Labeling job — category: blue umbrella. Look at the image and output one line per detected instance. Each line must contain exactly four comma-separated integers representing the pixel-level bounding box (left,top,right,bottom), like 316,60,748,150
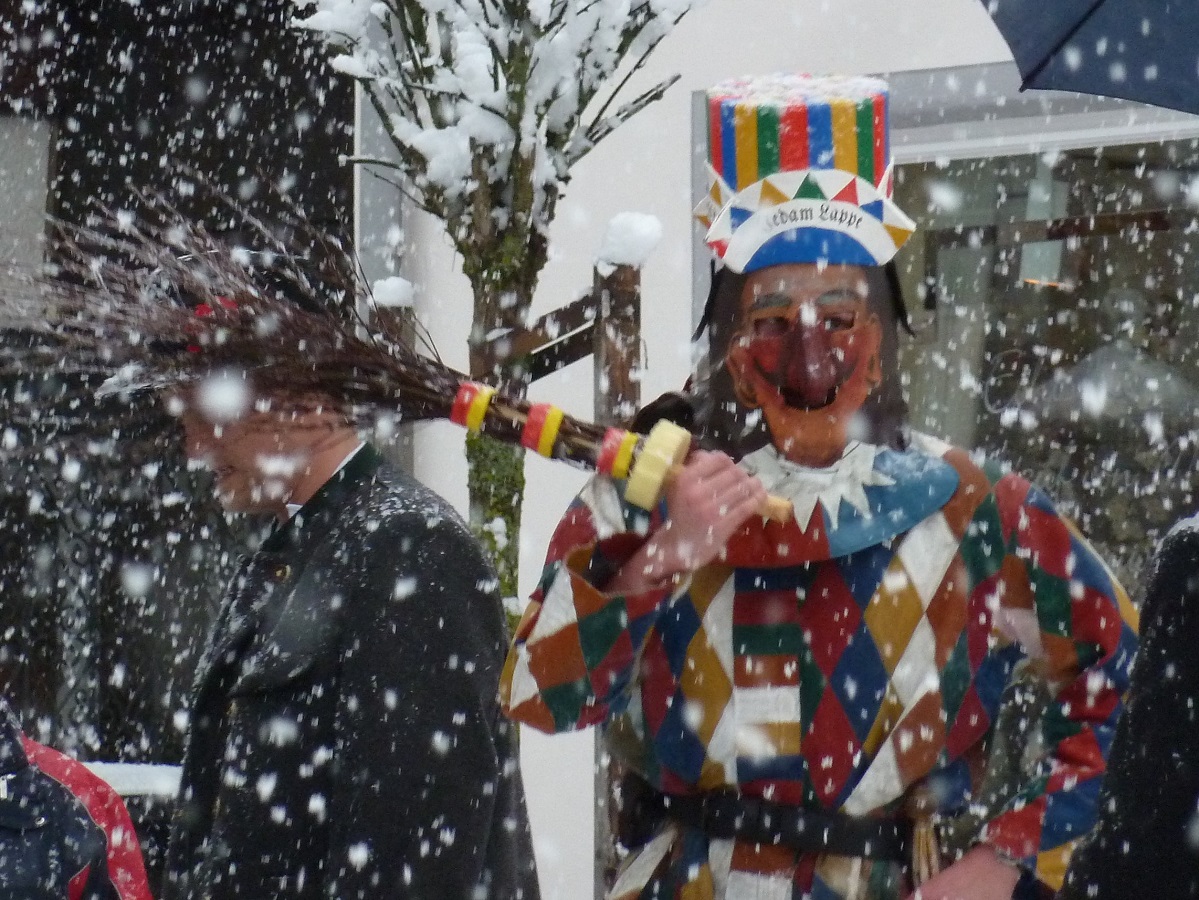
982,0,1199,115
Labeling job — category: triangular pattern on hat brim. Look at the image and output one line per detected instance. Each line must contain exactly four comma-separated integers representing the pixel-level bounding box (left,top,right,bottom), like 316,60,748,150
729,206,754,230
706,210,733,243
882,202,917,232
861,199,885,222
707,164,733,205
772,172,809,192
877,162,895,199
692,164,735,228
742,181,765,209
793,176,828,202
885,223,914,248
693,196,720,229
702,168,917,268
708,171,903,224
758,179,793,207
809,169,856,198
832,180,860,205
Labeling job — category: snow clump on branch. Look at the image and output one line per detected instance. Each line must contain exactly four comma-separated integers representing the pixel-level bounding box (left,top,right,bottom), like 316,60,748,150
290,0,705,239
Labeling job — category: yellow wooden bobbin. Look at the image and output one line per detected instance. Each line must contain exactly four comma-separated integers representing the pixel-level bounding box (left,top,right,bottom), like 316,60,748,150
624,421,792,522
624,421,693,511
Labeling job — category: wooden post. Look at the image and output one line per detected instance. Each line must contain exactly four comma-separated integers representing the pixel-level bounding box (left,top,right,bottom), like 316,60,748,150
592,262,643,899
593,264,642,427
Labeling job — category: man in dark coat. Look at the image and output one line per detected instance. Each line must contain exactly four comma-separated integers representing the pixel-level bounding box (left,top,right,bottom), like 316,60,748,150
162,384,540,899
1058,517,1199,899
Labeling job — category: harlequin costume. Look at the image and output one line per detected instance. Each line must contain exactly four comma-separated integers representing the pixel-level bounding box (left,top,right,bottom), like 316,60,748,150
500,75,1138,900
503,431,1136,898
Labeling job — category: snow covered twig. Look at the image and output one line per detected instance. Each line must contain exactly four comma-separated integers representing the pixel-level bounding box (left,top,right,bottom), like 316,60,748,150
289,0,703,257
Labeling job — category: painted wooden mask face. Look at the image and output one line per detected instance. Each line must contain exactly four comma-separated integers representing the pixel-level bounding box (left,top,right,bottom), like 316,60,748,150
726,263,882,464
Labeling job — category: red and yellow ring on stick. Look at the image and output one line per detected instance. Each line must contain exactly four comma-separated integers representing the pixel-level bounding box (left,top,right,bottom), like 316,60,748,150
450,382,496,433
597,428,640,480
521,403,565,457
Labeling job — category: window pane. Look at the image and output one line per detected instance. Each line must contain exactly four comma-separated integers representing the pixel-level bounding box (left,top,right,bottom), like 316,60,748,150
896,140,1199,588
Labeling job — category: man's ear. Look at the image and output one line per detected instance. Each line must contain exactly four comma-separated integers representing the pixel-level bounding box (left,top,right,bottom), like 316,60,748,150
864,313,884,387
725,338,761,409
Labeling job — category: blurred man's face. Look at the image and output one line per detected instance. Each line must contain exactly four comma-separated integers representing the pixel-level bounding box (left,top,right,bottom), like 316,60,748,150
726,263,882,465
171,384,345,515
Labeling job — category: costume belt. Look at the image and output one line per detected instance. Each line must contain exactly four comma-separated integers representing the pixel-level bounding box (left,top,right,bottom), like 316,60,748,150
659,788,912,862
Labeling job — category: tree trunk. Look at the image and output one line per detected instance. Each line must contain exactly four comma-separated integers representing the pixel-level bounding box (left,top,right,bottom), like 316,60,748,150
465,433,525,609
463,247,543,615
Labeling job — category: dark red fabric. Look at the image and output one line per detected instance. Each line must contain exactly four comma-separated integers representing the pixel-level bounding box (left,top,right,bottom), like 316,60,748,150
21,737,153,900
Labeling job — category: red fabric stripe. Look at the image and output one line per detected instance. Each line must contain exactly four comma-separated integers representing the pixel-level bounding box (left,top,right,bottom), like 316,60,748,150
639,630,673,735
805,692,860,806
993,473,1033,542
740,779,806,806
967,572,998,668
1021,505,1073,580
946,685,989,759
779,104,810,171
1056,673,1121,726
22,737,153,900
733,590,801,627
982,794,1047,860
798,568,861,677
1048,730,1106,790
708,96,724,174
873,94,886,185
588,631,636,699
624,582,672,622
69,863,90,900
1070,584,1124,654
543,503,597,562
724,516,830,568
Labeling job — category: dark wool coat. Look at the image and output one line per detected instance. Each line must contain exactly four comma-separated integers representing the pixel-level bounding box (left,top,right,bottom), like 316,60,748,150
163,446,540,900
0,707,118,900
1059,521,1199,899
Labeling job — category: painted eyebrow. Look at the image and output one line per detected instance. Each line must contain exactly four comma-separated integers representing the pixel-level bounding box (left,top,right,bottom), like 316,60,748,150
749,287,864,313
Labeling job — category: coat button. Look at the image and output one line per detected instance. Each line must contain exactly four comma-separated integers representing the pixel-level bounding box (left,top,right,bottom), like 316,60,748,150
274,564,291,581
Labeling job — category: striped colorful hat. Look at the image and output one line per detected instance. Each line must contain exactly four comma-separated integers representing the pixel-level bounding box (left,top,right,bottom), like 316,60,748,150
695,74,915,273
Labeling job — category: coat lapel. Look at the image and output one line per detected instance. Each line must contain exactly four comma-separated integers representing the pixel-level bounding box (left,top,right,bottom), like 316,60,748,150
230,560,339,694
229,446,383,695
191,554,268,696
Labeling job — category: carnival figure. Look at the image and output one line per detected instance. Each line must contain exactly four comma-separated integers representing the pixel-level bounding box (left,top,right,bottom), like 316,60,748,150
500,74,1139,900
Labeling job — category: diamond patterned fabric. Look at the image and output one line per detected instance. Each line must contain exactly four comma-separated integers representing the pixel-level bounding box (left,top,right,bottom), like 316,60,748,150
501,439,1137,899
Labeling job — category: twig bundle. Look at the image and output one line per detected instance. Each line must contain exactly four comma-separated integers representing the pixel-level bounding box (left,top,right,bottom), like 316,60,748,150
0,205,641,476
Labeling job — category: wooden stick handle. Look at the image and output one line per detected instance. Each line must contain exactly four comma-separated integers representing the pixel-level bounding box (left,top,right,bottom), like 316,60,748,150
666,463,793,523
759,494,794,523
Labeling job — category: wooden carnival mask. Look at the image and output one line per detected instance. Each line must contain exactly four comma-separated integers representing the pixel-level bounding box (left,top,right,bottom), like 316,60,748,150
726,263,883,467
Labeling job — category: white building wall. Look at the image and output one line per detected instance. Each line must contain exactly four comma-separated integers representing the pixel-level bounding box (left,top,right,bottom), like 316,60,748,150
406,2,1011,897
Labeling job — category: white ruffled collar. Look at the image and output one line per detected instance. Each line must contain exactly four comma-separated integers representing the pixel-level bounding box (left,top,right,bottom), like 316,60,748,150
739,442,897,529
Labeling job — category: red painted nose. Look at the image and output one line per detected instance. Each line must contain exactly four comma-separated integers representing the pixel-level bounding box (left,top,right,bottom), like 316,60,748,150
780,319,842,407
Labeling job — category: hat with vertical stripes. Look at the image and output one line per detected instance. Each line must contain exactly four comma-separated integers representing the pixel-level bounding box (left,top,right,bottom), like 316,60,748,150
695,74,916,273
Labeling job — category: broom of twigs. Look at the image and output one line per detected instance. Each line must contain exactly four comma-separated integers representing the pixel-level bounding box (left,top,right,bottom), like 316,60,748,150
0,199,629,475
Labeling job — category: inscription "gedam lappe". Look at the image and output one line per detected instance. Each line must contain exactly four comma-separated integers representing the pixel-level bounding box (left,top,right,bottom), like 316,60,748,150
767,202,865,232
